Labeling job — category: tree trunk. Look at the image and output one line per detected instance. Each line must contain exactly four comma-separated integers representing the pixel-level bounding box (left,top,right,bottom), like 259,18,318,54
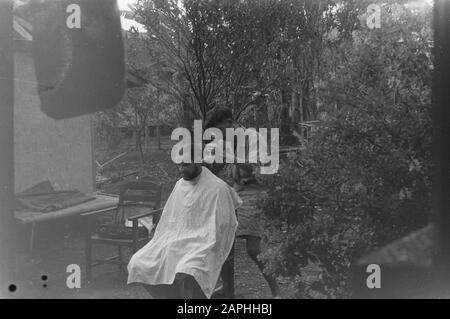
157,125,161,150
182,97,193,129
136,131,145,171
280,89,294,145
144,125,149,151
298,89,304,139
302,81,310,122
290,91,296,119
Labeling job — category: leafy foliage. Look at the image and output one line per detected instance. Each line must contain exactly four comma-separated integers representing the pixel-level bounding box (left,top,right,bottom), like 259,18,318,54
259,2,433,298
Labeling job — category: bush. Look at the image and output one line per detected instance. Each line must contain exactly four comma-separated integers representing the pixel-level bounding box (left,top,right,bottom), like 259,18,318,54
260,110,431,297
259,4,432,298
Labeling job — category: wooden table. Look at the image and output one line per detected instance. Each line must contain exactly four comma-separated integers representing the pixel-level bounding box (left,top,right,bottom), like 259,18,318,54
15,192,119,252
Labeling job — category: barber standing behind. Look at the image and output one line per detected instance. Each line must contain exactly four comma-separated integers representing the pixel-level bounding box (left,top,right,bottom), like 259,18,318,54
204,106,280,299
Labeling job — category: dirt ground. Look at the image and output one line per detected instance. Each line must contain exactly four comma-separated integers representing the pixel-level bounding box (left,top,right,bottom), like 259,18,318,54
6,220,294,299
5,138,296,299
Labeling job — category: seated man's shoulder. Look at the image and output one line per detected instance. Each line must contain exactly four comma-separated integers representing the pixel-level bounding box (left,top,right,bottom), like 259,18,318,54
204,169,231,191
218,181,239,200
174,178,183,187
211,175,229,190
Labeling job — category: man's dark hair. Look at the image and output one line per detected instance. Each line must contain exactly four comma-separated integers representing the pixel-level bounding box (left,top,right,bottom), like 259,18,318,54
178,141,203,164
205,106,233,129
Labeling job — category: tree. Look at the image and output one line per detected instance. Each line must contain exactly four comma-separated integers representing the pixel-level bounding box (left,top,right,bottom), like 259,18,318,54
116,86,153,169
132,0,292,124
260,1,433,298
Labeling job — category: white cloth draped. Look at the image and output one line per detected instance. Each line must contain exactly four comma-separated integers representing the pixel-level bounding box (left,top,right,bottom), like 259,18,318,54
127,167,241,298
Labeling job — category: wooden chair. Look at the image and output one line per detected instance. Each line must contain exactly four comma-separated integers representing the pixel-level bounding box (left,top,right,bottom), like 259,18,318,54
82,181,163,284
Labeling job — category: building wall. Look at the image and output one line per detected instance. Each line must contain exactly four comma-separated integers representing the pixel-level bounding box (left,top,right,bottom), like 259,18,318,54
14,51,94,193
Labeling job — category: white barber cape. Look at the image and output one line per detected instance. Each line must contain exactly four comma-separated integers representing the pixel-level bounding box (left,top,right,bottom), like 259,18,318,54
127,167,241,298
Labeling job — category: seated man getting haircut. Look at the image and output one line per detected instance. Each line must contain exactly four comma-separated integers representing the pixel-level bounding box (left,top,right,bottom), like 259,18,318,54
127,143,242,299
